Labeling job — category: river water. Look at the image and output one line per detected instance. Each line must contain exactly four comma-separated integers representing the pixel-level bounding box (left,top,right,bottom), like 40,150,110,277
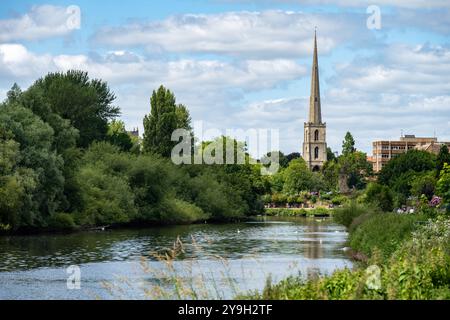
0,217,352,299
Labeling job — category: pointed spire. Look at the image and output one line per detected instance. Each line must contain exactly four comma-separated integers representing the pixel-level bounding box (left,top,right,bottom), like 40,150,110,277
309,28,322,123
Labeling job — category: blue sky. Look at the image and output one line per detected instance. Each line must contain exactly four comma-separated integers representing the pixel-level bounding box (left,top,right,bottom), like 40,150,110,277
1,0,450,155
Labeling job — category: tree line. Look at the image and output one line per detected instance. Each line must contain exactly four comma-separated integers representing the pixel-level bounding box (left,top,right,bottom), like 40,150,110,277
0,71,266,232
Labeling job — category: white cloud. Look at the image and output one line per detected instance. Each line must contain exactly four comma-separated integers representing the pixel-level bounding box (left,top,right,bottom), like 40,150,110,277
0,5,79,42
92,10,368,58
232,0,450,9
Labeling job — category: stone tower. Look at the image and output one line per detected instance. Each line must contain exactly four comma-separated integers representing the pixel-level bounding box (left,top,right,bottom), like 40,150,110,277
303,30,327,171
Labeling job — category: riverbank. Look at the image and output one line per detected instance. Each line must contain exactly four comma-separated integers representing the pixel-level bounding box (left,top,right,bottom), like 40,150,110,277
243,203,450,299
264,207,332,217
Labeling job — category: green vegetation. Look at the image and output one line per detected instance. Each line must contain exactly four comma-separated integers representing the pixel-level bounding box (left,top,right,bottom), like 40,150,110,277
0,72,266,232
246,142,450,300
264,207,331,217
245,207,449,300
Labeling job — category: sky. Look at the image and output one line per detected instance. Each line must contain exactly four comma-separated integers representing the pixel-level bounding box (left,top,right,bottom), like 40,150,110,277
0,0,449,156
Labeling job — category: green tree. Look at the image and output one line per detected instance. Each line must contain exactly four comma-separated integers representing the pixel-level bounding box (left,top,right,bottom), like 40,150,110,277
26,70,119,148
106,120,133,152
436,144,450,176
338,151,372,190
6,83,22,104
410,171,436,200
283,158,326,194
0,104,64,229
327,147,337,162
378,150,436,191
342,132,356,156
365,182,394,212
436,163,450,208
143,85,192,157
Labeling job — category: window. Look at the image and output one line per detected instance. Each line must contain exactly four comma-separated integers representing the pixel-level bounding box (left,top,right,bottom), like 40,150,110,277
314,97,318,102
314,130,319,141
314,147,319,159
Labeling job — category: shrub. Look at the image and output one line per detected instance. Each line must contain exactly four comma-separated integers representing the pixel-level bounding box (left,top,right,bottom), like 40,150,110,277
349,213,426,259
160,199,208,224
243,218,450,300
364,183,394,212
48,213,77,230
331,194,348,205
333,201,376,228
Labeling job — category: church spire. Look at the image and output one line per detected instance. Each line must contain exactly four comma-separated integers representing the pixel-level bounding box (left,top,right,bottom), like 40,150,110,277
309,29,322,124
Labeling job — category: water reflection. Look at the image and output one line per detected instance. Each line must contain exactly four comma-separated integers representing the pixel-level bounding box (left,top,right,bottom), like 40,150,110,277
0,217,352,299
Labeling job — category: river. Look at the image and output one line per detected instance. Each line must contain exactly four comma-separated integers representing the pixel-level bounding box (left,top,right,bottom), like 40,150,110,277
0,216,352,299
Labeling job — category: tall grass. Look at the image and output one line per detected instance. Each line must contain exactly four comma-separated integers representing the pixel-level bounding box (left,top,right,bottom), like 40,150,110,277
333,201,381,228
244,217,450,300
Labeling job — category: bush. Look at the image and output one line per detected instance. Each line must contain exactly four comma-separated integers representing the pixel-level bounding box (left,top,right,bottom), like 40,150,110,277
333,201,378,228
244,218,450,300
349,213,426,259
48,213,77,231
265,208,307,217
160,199,208,224
331,194,348,205
364,183,394,212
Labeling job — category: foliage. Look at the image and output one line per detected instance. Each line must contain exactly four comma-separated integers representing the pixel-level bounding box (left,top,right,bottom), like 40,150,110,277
338,151,372,190
437,163,450,209
333,201,379,229
106,120,134,152
349,213,426,259
436,144,450,176
264,207,331,217
364,183,394,212
48,212,77,231
245,216,450,300
143,85,192,157
378,150,436,190
282,158,326,194
410,171,436,200
342,132,356,156
26,70,119,148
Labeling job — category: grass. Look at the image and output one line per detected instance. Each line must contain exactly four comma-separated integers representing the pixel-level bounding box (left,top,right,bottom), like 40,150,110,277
264,207,332,217
243,216,450,300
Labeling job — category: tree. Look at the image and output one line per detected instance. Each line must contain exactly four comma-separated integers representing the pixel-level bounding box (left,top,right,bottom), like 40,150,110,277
342,132,356,156
410,171,436,200
378,150,436,188
106,120,133,152
327,147,336,162
143,85,192,157
6,83,22,103
437,144,450,176
365,182,394,212
338,151,372,190
286,152,301,164
436,163,450,209
0,104,65,229
26,70,119,148
283,158,326,194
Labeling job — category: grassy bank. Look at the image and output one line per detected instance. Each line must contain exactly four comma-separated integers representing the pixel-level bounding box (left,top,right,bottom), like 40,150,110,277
264,207,332,217
243,202,450,300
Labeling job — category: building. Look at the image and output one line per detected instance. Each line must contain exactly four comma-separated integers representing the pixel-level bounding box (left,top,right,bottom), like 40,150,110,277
127,127,139,137
371,134,450,172
303,30,327,171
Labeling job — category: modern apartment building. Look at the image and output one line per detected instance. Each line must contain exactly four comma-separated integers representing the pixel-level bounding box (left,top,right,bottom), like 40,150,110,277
371,135,450,172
